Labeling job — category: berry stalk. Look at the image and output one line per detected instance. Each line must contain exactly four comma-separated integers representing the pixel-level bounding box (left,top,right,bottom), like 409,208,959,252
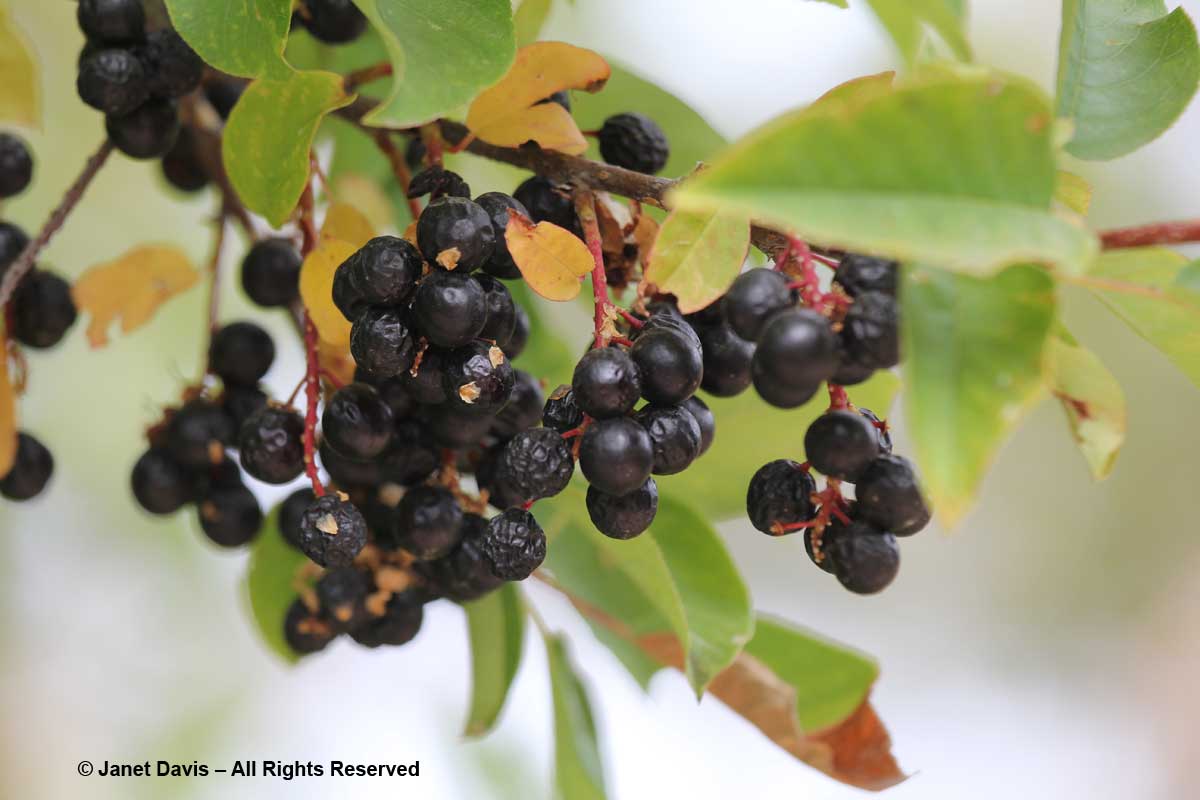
302,311,324,497
573,189,615,348
372,130,423,221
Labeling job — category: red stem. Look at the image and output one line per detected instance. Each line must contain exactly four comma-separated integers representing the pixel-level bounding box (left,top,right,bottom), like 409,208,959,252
827,383,849,410
615,307,644,328
574,189,614,348
373,130,423,220
302,312,324,497
1100,218,1200,249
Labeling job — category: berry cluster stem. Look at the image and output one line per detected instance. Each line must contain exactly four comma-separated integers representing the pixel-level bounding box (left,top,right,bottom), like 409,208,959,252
302,311,324,497
343,61,393,91
372,130,424,220
1099,217,1200,249
574,189,615,348
0,138,114,307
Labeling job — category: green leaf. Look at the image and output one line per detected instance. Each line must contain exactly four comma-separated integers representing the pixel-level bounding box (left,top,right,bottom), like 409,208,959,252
1088,248,1200,389
864,0,971,65
582,621,661,690
1047,335,1126,480
514,0,554,45
539,485,753,695
243,508,309,665
1056,0,1200,160
545,633,607,800
643,209,750,313
351,0,515,127
744,615,878,732
659,373,900,520
903,263,1057,526
165,0,292,80
223,70,353,227
1054,170,1092,216
1174,259,1200,293
672,70,1097,277
463,583,526,737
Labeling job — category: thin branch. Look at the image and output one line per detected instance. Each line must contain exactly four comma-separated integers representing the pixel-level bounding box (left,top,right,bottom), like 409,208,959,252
371,129,423,220
343,61,393,92
0,139,114,306
1100,218,1200,250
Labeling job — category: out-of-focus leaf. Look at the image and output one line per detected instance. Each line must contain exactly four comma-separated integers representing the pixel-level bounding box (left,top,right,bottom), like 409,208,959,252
1047,336,1126,480
72,245,200,347
165,0,292,80
672,70,1098,277
463,584,526,738
300,237,359,347
545,633,608,800
243,507,310,665
864,0,971,65
1054,171,1092,216
332,174,396,235
223,70,353,227
1176,260,1200,293
812,71,895,107
903,263,1056,527
0,7,38,125
643,209,749,313
514,0,553,44
0,328,16,476
321,201,375,249
1056,0,1200,160
351,0,515,128
507,215,594,301
467,42,610,154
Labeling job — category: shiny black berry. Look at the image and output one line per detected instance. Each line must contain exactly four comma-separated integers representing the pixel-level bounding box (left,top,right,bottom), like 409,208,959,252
106,97,180,159
350,590,424,648
638,308,701,349
474,274,517,346
493,428,574,503
349,307,417,379
698,322,754,397
322,382,394,460
572,347,641,419
631,330,703,405
298,494,368,567
479,508,546,581
831,343,876,387
412,269,488,348
752,308,837,392
197,483,262,547
586,477,658,539
203,77,243,120
284,598,335,654
415,514,504,602
279,487,316,550
160,128,209,192
78,0,145,45
0,133,33,199
10,271,77,349
834,254,898,297
131,447,193,514
724,268,793,341
857,407,893,454
746,460,816,535
443,341,515,413
842,291,900,369
221,384,268,432
475,192,529,279
682,396,715,457
0,432,54,501
416,196,495,272
504,304,530,359
299,0,368,44
401,346,448,404
855,454,930,537
492,370,545,439
513,176,578,233
137,29,203,99
78,48,148,115
319,439,381,490
238,406,305,485
315,567,370,633
634,405,701,476
752,368,821,410
167,399,235,468
542,384,584,433
407,166,470,200
241,238,301,308
334,236,423,317
424,404,494,450
209,321,275,387
598,112,669,174
364,372,416,419
579,417,653,496
393,485,464,560
804,409,880,482
823,520,900,595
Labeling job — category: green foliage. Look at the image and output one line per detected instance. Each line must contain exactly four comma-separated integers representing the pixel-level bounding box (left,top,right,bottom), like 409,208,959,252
1056,0,1200,160
1047,335,1127,480
744,615,877,731
545,633,608,800
864,0,971,65
351,0,515,127
642,209,750,314
673,70,1098,277
902,264,1057,526
243,509,308,665
165,0,292,79
223,71,353,227
1088,248,1200,390
463,584,526,737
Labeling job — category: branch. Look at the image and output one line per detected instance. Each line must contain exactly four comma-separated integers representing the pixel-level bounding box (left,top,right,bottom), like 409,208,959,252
0,139,114,306
1099,218,1200,250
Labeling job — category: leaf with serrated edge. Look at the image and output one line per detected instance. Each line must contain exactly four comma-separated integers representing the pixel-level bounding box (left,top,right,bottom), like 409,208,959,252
507,214,594,301
0,7,38,125
644,209,750,313
223,70,353,227
165,0,292,80
300,238,359,347
903,263,1056,527
1057,0,1200,160
1048,336,1126,480
243,507,309,665
0,327,15,476
672,71,1097,277
545,633,608,800
463,584,526,738
353,0,515,128
467,42,610,154
72,245,200,347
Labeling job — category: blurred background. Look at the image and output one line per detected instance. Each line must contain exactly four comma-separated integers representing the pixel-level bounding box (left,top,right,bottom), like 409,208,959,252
3,0,1200,798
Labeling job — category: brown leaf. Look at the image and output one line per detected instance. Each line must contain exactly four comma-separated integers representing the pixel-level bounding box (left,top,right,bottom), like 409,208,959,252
594,194,633,256
505,211,594,301
72,245,200,347
0,331,16,476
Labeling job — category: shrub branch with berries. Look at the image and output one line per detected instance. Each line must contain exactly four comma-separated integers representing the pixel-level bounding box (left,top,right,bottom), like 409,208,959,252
2,0,1199,793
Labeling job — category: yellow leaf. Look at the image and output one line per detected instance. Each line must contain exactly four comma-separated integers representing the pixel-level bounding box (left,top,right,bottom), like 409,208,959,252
644,208,750,313
0,8,39,126
333,174,396,235
466,42,610,155
1054,171,1092,217
72,246,200,347
507,212,594,301
321,202,375,249
0,330,16,476
300,238,359,347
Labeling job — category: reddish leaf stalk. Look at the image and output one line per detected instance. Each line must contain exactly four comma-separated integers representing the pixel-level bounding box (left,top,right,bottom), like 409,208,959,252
343,61,393,91
373,130,423,220
574,189,615,348
1099,218,1200,249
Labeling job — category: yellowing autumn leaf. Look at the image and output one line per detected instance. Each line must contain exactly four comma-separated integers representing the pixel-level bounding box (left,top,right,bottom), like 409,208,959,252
321,201,375,249
466,42,610,154
333,174,396,235
0,331,16,476
72,246,200,347
0,8,39,126
506,212,595,301
300,237,359,347
644,208,750,313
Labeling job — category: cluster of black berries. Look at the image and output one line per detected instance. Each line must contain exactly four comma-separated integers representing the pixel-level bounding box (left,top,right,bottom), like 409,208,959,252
129,321,283,547
0,134,74,503
74,0,203,161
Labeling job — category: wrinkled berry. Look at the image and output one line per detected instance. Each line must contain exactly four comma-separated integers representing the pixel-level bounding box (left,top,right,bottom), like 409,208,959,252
350,307,417,379
479,508,546,581
842,290,899,369
415,514,504,602
542,384,584,434
443,341,515,414
682,396,715,456
746,460,816,534
79,48,148,115
137,29,203,99
834,254,898,297
493,428,574,503
392,485,464,560
298,494,368,567
598,112,670,174
334,236,422,317
634,405,701,475
491,370,544,439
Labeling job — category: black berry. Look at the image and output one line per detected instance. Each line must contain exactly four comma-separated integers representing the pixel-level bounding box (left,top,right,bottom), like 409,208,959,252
415,514,504,602
209,321,275,387
197,483,262,547
598,112,669,174
221,384,268,432
631,330,703,405
504,303,530,360
167,399,235,468
493,428,574,503
0,133,33,198
586,477,658,539
751,367,820,410
823,520,900,595
752,308,837,391
513,176,578,233
241,238,301,308
299,0,368,44
425,404,494,450
137,29,203,99
106,97,181,159
0,432,54,501
393,485,464,560
0,222,29,274
857,407,893,454
401,346,448,404
572,347,641,419
479,508,546,581
492,370,545,439
412,269,488,348
698,321,754,397
682,396,715,456
578,417,653,496
804,409,880,482
77,0,145,45
131,447,193,514
634,405,701,476
279,487,316,550
443,341,515,413
203,77,244,120
349,307,417,379
284,598,335,654
407,166,470,200
474,274,517,346
724,269,793,341
78,48,148,115
319,439,381,489
298,494,368,567
10,271,77,349
746,460,816,534
416,196,496,272
834,254,898,297
475,192,529,279
160,128,209,193
542,384,584,433
315,567,370,633
237,406,305,485
854,454,930,537
841,291,900,369
350,591,424,648
322,382,394,460
334,236,423,316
